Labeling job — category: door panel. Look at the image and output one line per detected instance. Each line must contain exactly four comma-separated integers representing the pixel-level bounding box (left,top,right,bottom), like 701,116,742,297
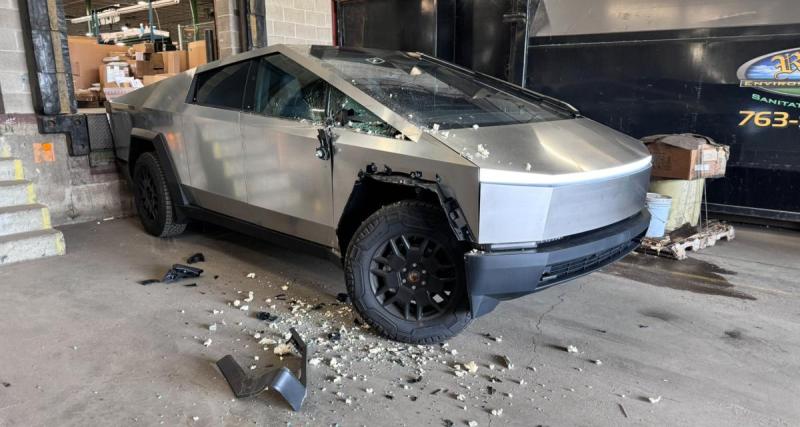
240,114,334,245
182,104,248,209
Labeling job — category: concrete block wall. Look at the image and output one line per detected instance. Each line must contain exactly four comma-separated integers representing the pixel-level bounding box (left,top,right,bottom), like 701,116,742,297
0,115,134,226
266,0,333,45
0,1,34,114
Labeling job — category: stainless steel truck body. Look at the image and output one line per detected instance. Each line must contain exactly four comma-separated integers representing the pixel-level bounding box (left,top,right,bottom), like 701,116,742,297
108,44,651,343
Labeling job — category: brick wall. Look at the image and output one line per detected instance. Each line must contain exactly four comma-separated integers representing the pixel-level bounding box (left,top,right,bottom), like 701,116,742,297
266,0,333,46
0,1,33,114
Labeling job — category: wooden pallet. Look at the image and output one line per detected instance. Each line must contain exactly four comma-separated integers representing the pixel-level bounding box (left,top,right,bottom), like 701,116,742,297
637,221,735,260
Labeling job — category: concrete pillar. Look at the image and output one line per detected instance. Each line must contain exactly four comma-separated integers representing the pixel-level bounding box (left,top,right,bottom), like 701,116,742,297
214,0,240,59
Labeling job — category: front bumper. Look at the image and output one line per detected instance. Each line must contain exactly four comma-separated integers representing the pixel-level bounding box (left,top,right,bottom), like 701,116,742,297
464,209,650,317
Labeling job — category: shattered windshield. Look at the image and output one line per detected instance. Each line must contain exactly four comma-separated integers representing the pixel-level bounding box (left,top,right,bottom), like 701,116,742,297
310,46,570,130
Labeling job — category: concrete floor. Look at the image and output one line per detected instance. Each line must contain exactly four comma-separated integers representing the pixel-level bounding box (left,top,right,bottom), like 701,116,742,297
0,218,798,427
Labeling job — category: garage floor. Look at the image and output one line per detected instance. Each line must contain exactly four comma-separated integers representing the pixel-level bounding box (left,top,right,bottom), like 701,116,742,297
1,218,798,426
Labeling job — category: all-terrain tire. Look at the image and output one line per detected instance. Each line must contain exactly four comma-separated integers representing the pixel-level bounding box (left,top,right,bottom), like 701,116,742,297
132,152,187,238
345,200,472,344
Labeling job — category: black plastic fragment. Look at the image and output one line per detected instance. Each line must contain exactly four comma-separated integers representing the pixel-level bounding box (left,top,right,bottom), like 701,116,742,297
186,253,205,264
2,382,10,388
162,264,203,283
138,279,160,286
336,293,349,303
327,332,341,341
183,283,198,287
256,312,278,322
216,328,309,411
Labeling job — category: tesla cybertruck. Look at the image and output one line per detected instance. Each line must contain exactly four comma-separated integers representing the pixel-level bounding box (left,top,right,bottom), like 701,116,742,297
107,45,652,344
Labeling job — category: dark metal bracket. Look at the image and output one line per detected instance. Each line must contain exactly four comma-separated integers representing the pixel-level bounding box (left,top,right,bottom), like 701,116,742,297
216,328,309,411
37,114,90,156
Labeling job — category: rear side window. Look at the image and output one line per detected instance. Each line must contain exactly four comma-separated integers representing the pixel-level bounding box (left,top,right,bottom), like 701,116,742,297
248,54,327,123
193,61,251,109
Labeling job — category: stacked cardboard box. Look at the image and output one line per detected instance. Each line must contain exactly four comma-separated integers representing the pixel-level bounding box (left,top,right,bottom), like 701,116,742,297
67,37,194,100
642,134,730,233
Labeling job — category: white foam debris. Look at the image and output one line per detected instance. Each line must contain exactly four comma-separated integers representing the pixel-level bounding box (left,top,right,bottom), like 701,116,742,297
450,349,458,356
192,416,199,421
456,394,466,401
366,388,374,394
233,300,241,307
476,144,490,159
567,345,579,353
491,408,503,417
246,273,256,278
274,343,294,356
472,124,480,130
281,285,289,291
244,291,254,303
258,337,277,345
240,305,249,311
432,123,440,131
309,357,321,366
526,162,532,171
212,309,221,315
464,361,479,374
648,396,662,404
468,420,478,427
202,338,212,347
593,359,603,365
249,365,257,370
208,323,217,332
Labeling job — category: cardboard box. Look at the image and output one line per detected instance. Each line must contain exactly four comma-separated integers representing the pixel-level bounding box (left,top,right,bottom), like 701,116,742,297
155,50,187,73
125,59,154,78
99,62,130,87
143,73,177,85
642,134,729,180
68,36,123,89
188,40,207,69
131,42,154,54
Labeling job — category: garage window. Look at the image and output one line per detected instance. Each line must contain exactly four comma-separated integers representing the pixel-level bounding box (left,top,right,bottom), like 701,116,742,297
192,60,252,110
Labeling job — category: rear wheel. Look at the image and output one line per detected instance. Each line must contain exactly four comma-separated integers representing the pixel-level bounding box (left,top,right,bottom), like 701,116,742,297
345,200,472,344
132,152,186,237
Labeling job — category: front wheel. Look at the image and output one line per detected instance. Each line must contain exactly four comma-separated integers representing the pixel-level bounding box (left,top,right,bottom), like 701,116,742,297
345,200,472,344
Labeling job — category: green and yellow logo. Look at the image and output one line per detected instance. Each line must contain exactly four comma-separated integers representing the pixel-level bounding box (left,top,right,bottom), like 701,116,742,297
738,48,800,97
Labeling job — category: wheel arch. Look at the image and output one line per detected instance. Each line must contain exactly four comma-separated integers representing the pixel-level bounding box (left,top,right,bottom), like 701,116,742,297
336,171,474,258
129,129,189,219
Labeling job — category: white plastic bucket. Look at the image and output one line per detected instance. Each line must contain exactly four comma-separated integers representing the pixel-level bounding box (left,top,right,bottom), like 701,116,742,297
645,192,672,238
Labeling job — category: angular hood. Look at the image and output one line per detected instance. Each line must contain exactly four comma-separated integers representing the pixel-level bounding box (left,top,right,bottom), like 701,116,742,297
434,118,651,177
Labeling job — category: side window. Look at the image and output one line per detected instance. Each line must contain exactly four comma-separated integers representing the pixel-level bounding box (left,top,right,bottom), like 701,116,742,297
193,60,251,109
250,54,327,123
329,88,400,139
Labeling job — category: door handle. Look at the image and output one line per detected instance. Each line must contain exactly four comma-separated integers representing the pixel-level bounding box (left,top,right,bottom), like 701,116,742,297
315,127,334,161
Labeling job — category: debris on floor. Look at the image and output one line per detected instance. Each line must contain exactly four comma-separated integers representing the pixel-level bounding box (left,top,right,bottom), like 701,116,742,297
217,328,309,411
137,279,160,286
162,264,203,283
648,395,662,404
186,253,205,264
566,345,579,353
336,293,349,303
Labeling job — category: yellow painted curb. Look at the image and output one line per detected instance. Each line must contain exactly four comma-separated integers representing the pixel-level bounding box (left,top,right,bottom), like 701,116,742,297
54,232,66,255
13,159,23,180
27,183,37,204
41,207,51,229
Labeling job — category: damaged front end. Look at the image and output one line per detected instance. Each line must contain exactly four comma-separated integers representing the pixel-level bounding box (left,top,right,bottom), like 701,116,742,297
465,210,649,317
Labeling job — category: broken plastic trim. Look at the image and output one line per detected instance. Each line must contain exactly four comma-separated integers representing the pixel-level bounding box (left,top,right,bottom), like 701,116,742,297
216,328,309,411
161,264,203,283
364,172,474,242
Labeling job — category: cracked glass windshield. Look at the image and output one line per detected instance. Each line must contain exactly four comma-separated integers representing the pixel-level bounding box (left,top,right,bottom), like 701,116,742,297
310,46,569,130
